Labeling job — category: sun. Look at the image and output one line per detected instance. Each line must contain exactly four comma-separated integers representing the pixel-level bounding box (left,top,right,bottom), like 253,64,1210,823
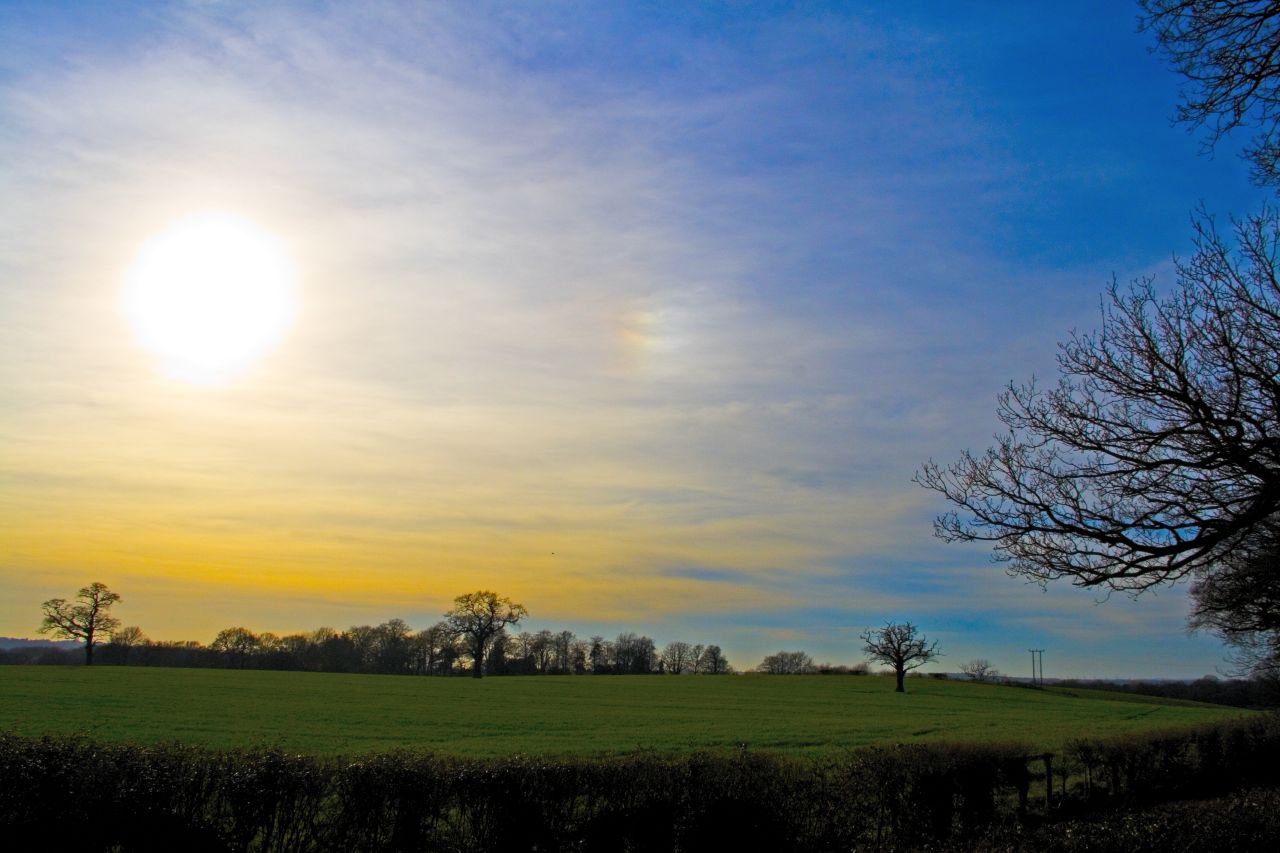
121,211,298,384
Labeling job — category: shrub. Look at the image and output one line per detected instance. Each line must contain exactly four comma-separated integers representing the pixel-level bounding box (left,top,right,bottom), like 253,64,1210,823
2,717,1277,851
1064,714,1280,805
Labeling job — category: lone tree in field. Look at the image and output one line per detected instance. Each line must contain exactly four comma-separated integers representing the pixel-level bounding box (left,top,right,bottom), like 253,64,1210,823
39,582,121,665
862,622,940,693
444,590,527,679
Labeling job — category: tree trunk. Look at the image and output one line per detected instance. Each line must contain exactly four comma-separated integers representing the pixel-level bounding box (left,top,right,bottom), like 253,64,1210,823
472,643,484,678
84,640,94,666
895,667,905,692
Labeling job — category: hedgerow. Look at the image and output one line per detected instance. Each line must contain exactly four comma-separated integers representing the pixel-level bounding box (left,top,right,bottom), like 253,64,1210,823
1,715,1276,851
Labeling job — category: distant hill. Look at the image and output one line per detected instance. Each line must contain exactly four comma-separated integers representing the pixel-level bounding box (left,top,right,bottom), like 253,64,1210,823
0,637,80,651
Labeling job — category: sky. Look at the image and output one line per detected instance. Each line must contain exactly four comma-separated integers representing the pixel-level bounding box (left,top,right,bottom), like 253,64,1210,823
0,1,1270,678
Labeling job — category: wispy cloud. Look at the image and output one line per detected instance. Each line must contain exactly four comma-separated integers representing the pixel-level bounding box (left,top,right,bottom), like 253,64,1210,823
0,2,1260,674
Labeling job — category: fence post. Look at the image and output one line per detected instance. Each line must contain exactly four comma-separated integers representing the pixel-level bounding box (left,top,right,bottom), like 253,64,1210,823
1014,755,1030,815
1042,753,1053,808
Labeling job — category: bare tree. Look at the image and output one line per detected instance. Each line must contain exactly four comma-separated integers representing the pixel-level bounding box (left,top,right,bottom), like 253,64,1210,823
312,627,358,672
588,636,609,673
696,644,729,674
39,582,121,665
97,624,148,666
443,590,527,679
553,630,576,674
758,650,815,675
532,629,554,674
569,637,590,674
1189,514,1280,675
486,629,510,675
918,211,1280,601
371,619,413,673
412,621,456,675
1140,0,1280,185
280,633,312,667
211,627,260,668
661,641,696,675
109,625,147,647
257,632,283,653
862,622,941,693
959,658,999,683
346,624,379,671
613,632,657,674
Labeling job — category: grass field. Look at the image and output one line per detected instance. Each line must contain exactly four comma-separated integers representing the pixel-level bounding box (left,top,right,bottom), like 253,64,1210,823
0,666,1249,757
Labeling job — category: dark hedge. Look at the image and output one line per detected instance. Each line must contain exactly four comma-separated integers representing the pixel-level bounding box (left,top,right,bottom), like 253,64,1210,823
2,714,1276,852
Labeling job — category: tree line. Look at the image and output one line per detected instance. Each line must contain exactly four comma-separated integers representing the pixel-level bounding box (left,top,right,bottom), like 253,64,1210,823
27,585,733,677
32,586,960,692
24,583,1277,705
188,623,732,677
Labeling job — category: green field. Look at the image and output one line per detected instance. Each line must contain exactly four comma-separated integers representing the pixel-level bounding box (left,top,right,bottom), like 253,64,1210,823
0,667,1248,757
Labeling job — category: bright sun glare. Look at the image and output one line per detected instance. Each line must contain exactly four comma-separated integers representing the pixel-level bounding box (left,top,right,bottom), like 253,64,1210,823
121,211,298,384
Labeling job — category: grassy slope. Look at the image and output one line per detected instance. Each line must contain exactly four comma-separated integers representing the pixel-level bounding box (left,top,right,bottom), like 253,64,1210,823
0,667,1248,757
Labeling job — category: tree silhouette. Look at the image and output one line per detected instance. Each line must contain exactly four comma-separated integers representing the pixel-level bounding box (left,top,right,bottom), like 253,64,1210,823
862,622,940,693
661,641,696,675
39,582,121,665
444,590,527,679
960,658,999,683
697,644,729,674
1141,0,1280,186
211,627,260,668
758,650,815,674
1189,514,1280,675
919,211,1280,602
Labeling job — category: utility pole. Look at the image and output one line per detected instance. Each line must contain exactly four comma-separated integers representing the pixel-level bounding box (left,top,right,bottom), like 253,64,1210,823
1028,648,1045,686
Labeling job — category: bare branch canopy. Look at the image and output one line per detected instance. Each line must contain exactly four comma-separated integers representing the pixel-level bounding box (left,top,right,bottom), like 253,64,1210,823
918,209,1280,595
862,622,940,693
39,582,122,665
443,590,527,679
1141,0,1280,186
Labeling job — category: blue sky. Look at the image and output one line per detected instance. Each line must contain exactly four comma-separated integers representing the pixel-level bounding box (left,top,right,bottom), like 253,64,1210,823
0,1,1269,677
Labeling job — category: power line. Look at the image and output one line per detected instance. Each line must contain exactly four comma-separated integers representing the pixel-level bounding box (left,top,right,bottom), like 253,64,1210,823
1028,648,1045,686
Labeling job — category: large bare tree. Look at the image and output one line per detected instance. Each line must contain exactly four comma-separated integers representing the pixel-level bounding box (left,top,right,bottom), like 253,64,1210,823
39,582,121,665
919,210,1280,591
444,590,527,679
918,3,1280,675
